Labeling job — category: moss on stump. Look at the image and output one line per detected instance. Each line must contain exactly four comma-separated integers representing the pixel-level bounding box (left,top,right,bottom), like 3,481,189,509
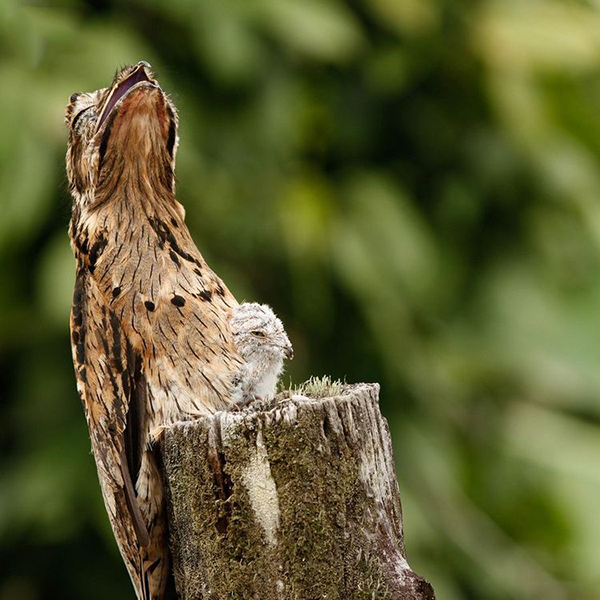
160,382,435,600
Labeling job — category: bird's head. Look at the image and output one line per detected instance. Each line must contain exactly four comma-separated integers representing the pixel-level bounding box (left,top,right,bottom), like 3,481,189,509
231,303,294,364
65,62,179,209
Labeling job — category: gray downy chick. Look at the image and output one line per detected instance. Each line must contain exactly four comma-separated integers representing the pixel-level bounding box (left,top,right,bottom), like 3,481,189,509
230,302,293,407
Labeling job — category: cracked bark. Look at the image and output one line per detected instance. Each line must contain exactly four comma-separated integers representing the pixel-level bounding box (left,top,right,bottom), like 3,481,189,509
160,383,436,600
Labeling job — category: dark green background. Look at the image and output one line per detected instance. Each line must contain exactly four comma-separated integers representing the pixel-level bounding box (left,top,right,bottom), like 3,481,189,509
1,1,599,599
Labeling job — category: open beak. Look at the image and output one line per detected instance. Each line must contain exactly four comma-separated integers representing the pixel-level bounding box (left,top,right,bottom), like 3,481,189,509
96,61,157,132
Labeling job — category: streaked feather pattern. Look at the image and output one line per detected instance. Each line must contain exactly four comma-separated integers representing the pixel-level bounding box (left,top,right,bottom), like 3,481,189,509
66,63,242,600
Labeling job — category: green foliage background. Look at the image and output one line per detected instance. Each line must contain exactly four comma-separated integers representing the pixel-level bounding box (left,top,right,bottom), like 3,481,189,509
1,1,600,598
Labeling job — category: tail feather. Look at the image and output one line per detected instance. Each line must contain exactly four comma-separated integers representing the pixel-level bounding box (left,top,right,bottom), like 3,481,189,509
140,525,171,600
140,555,151,600
94,447,170,600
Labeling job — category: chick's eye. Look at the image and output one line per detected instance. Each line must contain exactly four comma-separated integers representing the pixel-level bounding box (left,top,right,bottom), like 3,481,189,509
251,330,265,337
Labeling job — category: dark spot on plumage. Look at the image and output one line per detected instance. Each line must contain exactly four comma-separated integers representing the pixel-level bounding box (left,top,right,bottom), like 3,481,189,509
169,237,195,262
148,216,196,262
102,338,123,420
72,274,85,328
171,294,186,307
169,250,180,267
121,369,130,399
112,286,121,298
216,284,225,297
109,311,124,373
88,235,107,274
180,249,196,262
199,290,212,302
75,234,89,256
194,268,202,277
144,300,155,311
166,110,177,158
171,218,178,228
148,216,168,243
72,274,87,366
76,340,85,366
79,367,87,384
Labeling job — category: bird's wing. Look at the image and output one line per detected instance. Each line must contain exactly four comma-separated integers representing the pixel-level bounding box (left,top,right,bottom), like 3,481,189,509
88,210,244,423
71,268,152,597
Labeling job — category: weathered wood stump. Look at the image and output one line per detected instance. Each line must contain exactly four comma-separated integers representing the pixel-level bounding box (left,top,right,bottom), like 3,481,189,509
161,382,435,600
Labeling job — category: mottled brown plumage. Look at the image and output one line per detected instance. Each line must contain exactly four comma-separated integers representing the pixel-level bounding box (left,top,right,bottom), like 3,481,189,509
65,62,243,599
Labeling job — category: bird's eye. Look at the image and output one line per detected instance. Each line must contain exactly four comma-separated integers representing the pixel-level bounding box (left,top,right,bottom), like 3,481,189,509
251,331,266,337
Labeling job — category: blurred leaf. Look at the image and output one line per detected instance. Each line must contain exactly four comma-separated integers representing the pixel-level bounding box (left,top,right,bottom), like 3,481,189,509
475,1,600,73
337,171,439,304
36,233,75,328
256,0,365,63
365,0,439,37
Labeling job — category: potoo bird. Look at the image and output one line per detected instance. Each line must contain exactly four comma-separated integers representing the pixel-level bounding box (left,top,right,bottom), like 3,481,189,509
230,303,293,407
65,62,244,600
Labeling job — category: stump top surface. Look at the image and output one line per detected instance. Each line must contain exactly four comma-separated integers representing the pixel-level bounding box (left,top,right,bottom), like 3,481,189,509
166,382,381,435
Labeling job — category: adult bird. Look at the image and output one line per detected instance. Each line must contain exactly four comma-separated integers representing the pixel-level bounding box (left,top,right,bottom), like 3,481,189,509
65,62,243,599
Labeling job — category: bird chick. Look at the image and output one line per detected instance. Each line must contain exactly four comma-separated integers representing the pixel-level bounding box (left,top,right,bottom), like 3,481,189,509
230,303,293,408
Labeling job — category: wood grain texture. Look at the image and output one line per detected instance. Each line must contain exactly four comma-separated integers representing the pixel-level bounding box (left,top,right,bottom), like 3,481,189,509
161,383,435,600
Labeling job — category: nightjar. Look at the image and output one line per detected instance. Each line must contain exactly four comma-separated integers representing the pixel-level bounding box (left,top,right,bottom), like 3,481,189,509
66,62,243,600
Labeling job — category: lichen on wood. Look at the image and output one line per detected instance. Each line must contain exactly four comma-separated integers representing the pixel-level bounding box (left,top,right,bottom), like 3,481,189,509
160,382,435,600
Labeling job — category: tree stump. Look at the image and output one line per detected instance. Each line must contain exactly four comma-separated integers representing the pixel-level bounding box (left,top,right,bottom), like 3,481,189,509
160,382,435,600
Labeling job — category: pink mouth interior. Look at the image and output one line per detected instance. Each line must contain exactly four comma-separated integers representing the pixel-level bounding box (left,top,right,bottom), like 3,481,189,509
98,67,151,129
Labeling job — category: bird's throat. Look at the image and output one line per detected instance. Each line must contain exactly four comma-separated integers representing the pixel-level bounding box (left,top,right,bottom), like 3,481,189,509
96,86,176,202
